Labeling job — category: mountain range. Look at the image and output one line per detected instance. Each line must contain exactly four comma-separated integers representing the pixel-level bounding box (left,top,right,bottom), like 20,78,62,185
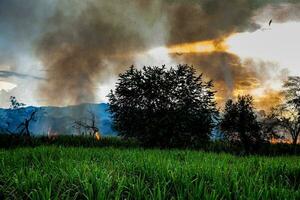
0,103,116,136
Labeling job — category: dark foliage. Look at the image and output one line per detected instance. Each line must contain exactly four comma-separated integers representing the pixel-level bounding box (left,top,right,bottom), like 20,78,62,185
0,134,299,155
0,134,139,149
6,96,39,137
9,96,26,109
268,76,300,145
220,95,265,152
108,64,218,148
199,140,300,156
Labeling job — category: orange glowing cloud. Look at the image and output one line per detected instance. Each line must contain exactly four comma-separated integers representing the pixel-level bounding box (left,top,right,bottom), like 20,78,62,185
254,90,284,112
167,38,229,55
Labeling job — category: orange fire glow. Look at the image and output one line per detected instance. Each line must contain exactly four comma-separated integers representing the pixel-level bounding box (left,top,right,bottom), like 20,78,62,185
168,38,229,54
95,132,101,141
166,36,284,113
232,89,250,98
270,138,293,144
47,127,58,140
254,90,284,112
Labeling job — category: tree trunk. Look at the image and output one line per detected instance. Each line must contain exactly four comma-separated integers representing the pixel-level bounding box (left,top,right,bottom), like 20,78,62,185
241,132,250,154
291,130,299,145
292,136,298,145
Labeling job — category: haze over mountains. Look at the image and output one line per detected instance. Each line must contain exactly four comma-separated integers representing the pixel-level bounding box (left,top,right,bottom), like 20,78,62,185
0,103,115,136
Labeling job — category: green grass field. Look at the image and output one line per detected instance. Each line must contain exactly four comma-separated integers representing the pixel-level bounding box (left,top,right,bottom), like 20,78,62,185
0,147,299,200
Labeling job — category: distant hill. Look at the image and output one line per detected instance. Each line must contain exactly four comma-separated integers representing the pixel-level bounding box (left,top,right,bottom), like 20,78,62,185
0,103,117,136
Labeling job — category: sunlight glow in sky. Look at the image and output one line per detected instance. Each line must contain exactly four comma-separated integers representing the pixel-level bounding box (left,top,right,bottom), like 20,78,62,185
227,22,300,76
147,22,300,78
141,21,300,103
0,81,17,92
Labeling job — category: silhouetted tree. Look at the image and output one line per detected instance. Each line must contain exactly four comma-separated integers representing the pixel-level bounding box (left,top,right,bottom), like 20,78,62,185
6,96,38,137
220,95,263,152
9,96,25,109
16,110,38,137
108,64,218,147
73,110,100,138
266,77,300,145
267,105,300,144
259,110,283,142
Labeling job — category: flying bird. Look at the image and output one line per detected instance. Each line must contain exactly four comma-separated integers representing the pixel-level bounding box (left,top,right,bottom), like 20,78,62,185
260,19,273,31
176,52,183,56
269,19,272,26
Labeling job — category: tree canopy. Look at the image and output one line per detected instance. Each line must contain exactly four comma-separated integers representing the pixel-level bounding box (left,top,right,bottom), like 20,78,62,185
108,64,218,147
220,95,264,152
269,76,300,145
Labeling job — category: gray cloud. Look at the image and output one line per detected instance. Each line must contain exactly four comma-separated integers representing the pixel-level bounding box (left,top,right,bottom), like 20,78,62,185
0,70,44,80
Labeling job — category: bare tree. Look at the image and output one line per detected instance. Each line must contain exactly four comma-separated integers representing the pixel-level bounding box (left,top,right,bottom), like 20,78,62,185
269,105,300,145
268,76,300,145
16,110,38,137
73,110,100,138
259,112,283,143
6,96,39,137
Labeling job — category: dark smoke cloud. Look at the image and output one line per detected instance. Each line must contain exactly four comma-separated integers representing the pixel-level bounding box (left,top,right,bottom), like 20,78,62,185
165,0,298,108
36,0,167,105
0,0,297,109
171,52,288,107
254,1,300,23
172,52,258,99
167,0,300,45
34,0,300,106
167,0,259,44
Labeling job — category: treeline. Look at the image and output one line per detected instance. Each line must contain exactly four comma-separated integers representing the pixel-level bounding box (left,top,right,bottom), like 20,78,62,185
1,64,300,155
108,64,300,153
1,134,299,155
0,134,139,149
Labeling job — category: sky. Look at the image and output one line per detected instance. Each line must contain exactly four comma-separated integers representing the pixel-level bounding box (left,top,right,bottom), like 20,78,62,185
0,0,300,110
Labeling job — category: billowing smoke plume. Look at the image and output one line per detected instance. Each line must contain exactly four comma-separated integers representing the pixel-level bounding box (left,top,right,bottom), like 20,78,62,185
35,0,300,106
167,0,259,44
171,52,288,110
36,0,168,105
255,90,285,112
167,0,300,45
254,2,300,23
